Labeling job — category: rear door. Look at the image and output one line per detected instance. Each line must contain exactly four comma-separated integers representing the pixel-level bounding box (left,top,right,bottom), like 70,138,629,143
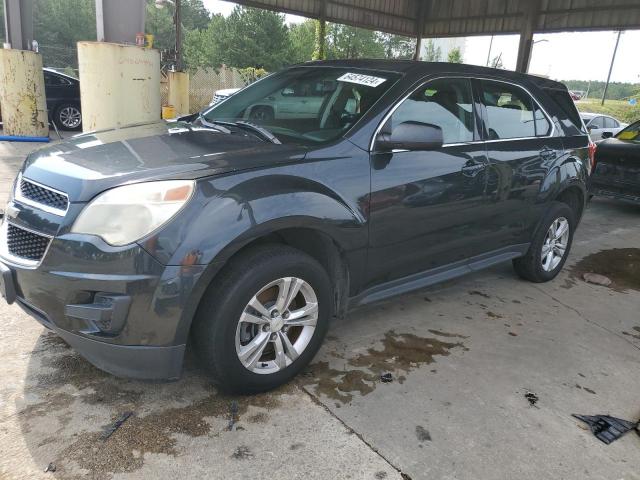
478,79,565,249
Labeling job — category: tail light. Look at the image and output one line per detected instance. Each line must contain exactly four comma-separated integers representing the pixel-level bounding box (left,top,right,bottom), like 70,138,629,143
588,141,597,174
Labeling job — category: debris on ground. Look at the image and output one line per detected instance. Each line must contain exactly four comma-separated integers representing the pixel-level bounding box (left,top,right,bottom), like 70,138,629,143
231,445,254,460
572,414,639,444
524,391,539,407
227,400,240,431
101,411,133,440
380,372,393,383
415,425,431,442
582,273,612,287
44,462,56,473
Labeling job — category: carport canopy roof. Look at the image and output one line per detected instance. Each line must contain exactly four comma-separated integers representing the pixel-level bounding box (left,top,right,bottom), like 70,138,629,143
226,0,640,38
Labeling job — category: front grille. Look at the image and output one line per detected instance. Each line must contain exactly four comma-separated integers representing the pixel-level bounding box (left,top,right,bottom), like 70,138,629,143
19,178,68,212
6,224,51,261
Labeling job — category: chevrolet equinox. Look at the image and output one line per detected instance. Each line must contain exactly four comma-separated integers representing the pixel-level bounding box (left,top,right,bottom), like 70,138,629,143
0,61,593,393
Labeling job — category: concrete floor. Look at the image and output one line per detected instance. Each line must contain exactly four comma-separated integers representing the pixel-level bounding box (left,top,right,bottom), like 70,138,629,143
0,138,639,480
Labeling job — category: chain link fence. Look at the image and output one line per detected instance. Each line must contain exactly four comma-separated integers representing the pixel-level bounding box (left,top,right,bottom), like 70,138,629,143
161,66,246,112
39,45,79,77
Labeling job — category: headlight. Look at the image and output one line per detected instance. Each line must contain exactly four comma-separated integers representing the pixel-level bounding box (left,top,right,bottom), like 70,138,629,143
71,180,195,246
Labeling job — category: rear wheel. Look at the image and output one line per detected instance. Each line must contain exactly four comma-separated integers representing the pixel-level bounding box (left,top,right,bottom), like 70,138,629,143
192,245,331,393
513,201,575,282
55,103,82,130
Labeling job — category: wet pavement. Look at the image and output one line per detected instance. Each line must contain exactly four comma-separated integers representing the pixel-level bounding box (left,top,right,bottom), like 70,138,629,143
1,139,639,479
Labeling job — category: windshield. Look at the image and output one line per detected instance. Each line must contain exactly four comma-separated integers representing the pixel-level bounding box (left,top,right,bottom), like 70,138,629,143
615,120,640,142
202,66,401,145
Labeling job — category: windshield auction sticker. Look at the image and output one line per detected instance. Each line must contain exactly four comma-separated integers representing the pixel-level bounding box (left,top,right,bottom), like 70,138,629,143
337,73,387,87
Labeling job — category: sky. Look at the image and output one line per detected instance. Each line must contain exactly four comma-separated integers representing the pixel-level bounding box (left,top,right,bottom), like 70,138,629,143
202,0,640,83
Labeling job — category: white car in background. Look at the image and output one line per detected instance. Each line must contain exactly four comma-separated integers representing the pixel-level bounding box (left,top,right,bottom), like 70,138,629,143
580,112,628,141
209,87,241,106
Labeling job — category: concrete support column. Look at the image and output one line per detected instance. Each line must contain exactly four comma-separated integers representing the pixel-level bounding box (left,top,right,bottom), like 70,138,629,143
0,49,48,137
168,71,189,117
78,42,160,132
413,0,428,61
515,0,540,73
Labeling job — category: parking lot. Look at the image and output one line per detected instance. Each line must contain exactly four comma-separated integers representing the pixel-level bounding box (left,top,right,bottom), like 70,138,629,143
0,138,637,480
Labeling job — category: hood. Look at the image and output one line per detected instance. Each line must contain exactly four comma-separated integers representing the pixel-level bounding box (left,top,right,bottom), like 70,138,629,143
21,121,307,202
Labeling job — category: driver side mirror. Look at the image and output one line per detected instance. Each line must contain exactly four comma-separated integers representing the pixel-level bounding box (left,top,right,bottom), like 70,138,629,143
376,121,444,151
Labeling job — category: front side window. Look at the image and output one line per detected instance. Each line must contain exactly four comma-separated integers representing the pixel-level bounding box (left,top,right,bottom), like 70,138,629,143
387,78,475,144
589,116,604,129
204,67,401,145
481,81,540,139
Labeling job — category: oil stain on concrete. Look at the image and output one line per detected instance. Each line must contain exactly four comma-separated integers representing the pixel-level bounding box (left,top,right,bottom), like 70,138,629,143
569,248,640,292
299,330,467,404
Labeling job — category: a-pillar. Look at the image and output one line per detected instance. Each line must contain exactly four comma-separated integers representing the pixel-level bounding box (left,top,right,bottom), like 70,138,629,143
168,71,190,117
0,48,48,137
77,41,160,132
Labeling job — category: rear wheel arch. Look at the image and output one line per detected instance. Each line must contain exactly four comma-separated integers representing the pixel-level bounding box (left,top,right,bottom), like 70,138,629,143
555,185,585,221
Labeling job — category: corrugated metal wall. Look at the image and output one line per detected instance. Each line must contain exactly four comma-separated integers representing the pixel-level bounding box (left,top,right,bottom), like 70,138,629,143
234,0,640,37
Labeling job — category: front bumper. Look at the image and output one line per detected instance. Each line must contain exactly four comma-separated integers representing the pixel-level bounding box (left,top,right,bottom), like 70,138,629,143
1,232,206,380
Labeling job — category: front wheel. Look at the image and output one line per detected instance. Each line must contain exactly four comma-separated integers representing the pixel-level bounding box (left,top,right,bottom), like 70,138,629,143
192,245,332,394
55,103,82,130
513,201,576,282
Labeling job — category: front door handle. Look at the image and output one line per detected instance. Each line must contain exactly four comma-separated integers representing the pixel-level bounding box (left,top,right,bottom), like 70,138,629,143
461,160,487,177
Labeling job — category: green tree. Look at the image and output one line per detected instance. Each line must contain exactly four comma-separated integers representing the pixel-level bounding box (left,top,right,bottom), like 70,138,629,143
447,47,463,63
180,0,210,31
312,19,326,60
33,0,96,47
183,14,226,69
326,24,385,59
289,19,316,63
379,33,414,59
423,39,441,61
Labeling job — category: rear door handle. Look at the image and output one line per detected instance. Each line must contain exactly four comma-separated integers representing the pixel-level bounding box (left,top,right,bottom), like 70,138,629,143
461,160,487,177
539,147,557,161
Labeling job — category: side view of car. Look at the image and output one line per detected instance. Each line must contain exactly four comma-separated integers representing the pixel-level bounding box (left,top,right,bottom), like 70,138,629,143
590,119,640,204
43,68,82,131
0,60,592,394
580,112,627,141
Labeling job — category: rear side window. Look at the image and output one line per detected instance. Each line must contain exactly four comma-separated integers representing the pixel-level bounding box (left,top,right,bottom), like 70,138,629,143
604,117,618,128
481,80,543,139
389,78,475,144
543,87,586,135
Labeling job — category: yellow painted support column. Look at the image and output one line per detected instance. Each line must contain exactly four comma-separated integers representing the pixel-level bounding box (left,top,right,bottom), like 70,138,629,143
78,42,160,132
167,71,189,117
0,49,48,137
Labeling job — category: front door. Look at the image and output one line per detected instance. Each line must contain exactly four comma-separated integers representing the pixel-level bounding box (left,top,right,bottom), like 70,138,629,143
367,77,492,288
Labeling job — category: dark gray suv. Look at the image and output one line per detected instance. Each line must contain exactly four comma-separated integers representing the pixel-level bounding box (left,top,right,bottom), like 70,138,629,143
0,61,592,393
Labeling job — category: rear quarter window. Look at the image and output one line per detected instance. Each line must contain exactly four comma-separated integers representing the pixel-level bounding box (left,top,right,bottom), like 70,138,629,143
542,87,586,135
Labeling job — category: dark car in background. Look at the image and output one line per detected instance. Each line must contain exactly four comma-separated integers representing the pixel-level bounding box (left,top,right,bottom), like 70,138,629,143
590,120,640,204
43,67,82,131
0,61,591,393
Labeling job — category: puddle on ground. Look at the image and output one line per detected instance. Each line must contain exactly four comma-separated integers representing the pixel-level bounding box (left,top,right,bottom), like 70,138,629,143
299,330,467,404
568,248,640,292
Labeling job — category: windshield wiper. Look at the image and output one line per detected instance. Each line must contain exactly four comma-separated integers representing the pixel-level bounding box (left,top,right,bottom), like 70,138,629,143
196,113,231,134
234,121,281,144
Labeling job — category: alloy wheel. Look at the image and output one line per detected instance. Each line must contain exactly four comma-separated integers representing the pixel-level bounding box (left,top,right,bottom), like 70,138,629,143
235,277,318,374
541,217,570,271
59,106,82,129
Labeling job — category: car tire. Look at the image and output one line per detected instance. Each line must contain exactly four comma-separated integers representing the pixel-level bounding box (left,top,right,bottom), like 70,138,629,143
512,201,576,283
192,244,332,394
55,103,82,131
